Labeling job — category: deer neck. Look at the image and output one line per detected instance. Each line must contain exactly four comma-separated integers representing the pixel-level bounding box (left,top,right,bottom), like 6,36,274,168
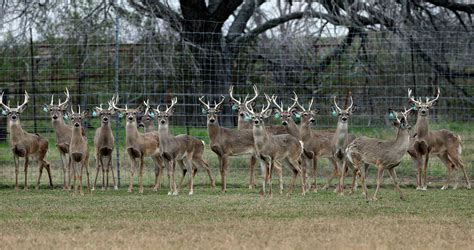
8,121,25,142
238,118,251,130
207,122,221,143
99,122,113,134
158,124,172,138
71,126,84,142
144,123,155,133
394,127,411,152
299,122,312,140
52,118,70,139
253,124,269,150
415,115,430,138
334,121,349,147
285,119,300,139
125,122,140,145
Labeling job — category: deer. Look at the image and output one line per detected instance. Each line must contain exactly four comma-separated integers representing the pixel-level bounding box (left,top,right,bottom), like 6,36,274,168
244,94,306,198
331,95,356,194
229,85,285,190
289,94,358,192
198,95,270,193
44,88,74,190
92,98,117,191
142,100,215,190
68,105,91,195
346,108,414,201
407,88,470,190
1,91,52,190
152,97,212,195
111,95,163,193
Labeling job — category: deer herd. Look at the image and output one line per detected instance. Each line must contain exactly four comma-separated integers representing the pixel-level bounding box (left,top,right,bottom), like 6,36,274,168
0,85,470,200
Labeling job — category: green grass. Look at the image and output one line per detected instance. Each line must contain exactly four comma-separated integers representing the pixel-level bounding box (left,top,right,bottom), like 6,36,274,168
0,172,472,249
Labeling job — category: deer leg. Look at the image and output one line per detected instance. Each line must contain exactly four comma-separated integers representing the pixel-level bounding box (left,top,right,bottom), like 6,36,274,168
67,155,72,190
422,152,430,190
372,167,384,201
449,154,471,189
79,162,84,196
44,161,53,188
184,155,194,195
105,155,112,190
153,156,162,191
178,162,187,189
323,158,338,190
171,160,178,195
128,158,136,193
438,153,453,190
312,157,318,191
195,158,215,189
258,159,267,197
359,163,369,200
337,160,347,195
13,156,20,190
277,163,283,195
23,156,29,190
100,155,106,190
59,153,68,190
388,168,404,200
139,157,145,194
268,160,274,198
349,167,358,195
93,155,100,191
219,155,228,193
249,155,257,189
85,156,91,194
36,160,43,190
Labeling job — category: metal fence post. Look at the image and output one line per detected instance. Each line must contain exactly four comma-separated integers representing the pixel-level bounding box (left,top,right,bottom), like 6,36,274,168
114,11,121,187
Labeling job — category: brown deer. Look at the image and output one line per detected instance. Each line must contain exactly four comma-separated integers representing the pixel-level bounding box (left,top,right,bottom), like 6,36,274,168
142,100,215,190
199,95,272,193
153,97,212,195
290,94,358,192
68,105,91,195
245,95,306,197
229,85,285,190
92,99,117,191
44,88,73,189
332,95,355,194
1,91,52,190
346,108,414,200
407,88,470,190
111,95,163,193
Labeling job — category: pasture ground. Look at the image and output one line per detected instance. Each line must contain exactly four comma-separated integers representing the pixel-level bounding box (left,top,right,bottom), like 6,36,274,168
0,122,473,249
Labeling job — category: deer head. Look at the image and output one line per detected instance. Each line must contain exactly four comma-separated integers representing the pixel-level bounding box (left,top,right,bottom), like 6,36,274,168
407,87,440,117
68,105,88,128
389,107,415,130
138,99,156,129
110,94,143,124
292,93,320,127
44,88,70,121
244,93,273,128
270,92,300,126
0,91,29,123
229,85,258,121
153,97,178,128
332,95,354,124
199,95,226,125
93,96,116,124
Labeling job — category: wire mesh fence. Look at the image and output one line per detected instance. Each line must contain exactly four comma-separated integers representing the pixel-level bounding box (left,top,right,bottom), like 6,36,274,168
0,19,472,187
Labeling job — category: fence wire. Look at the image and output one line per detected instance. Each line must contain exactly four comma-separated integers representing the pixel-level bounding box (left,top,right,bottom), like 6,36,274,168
0,20,472,186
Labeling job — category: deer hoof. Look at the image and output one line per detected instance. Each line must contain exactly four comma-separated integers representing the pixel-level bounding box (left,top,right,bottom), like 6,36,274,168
372,196,378,201
466,185,471,190
91,187,95,191
167,191,172,195
172,191,179,196
188,191,193,195
114,186,118,190
101,187,106,191
441,186,448,190
321,184,329,190
421,186,427,191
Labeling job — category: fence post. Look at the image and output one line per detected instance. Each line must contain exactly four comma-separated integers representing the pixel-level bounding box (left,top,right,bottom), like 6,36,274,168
114,11,121,187
29,28,37,133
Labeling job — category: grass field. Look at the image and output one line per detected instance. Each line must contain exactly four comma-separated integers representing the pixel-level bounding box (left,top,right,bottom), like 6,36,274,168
0,122,473,249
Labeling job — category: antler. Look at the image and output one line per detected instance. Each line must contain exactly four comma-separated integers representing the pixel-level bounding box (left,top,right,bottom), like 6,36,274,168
346,96,353,110
96,103,104,112
307,98,314,111
165,97,177,113
143,99,150,115
247,85,259,105
58,88,70,108
333,96,342,113
110,94,127,112
198,96,210,110
407,88,421,105
214,95,226,110
427,87,440,105
50,94,54,106
288,92,302,112
0,91,10,111
17,91,29,111
261,93,272,114
228,86,241,105
270,95,283,113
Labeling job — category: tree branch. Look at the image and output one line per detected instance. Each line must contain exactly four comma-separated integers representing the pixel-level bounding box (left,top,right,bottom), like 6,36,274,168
127,0,183,30
422,0,474,14
210,0,243,23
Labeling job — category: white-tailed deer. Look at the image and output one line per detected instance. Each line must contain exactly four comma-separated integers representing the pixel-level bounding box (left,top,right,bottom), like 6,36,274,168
153,97,212,195
245,95,306,197
44,88,73,189
346,108,414,200
68,105,91,195
290,94,358,192
332,95,355,194
229,85,285,189
111,95,163,193
1,91,52,190
92,98,117,191
199,95,263,193
407,88,470,190
142,100,215,190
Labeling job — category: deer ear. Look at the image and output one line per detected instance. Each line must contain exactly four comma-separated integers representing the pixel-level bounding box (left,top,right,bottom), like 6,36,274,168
82,110,89,117
313,108,320,114
262,109,273,118
43,104,49,113
251,101,257,108
18,104,28,113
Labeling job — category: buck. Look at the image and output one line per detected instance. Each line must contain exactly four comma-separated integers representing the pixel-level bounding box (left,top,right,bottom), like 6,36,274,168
92,99,117,191
152,97,212,195
245,95,306,197
346,108,414,200
44,88,75,189
229,85,285,190
68,105,91,195
1,91,52,190
407,88,470,190
111,95,163,193
198,95,270,193
332,95,355,194
290,94,358,192
142,100,215,190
